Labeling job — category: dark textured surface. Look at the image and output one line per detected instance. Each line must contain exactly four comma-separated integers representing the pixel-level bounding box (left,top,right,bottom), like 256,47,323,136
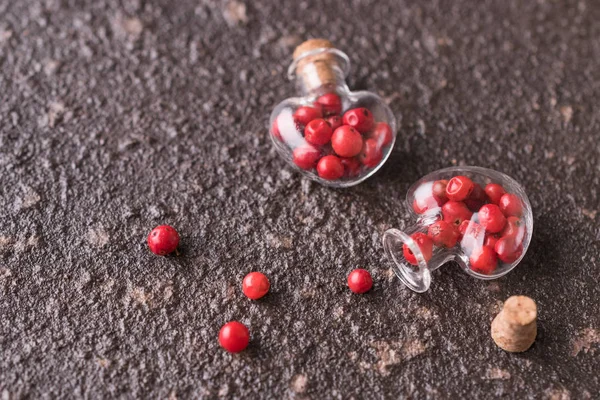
1,0,599,398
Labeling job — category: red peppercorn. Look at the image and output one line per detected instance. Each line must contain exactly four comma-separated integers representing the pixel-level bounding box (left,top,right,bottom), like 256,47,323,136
432,180,449,206
147,225,180,256
460,222,485,255
340,157,361,177
347,269,373,294
412,181,446,215
446,176,475,201
427,220,459,248
293,106,322,126
242,272,270,300
271,118,282,141
342,107,375,133
465,183,488,211
292,145,320,170
484,234,500,248
501,216,526,244
412,198,433,214
478,204,507,233
402,232,434,265
370,122,393,147
304,118,333,146
484,183,506,205
358,138,383,167
412,199,429,214
442,201,473,227
469,245,498,274
498,193,523,217
317,155,344,180
218,321,250,353
457,220,470,240
331,125,363,157
495,236,524,263
326,115,343,131
315,93,342,116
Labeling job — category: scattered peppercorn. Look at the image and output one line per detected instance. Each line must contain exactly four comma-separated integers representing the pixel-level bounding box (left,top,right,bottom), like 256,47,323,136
147,225,180,256
347,269,373,294
218,321,250,353
242,272,270,300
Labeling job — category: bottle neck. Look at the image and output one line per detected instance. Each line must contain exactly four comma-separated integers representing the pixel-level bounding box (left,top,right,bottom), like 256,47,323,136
288,47,351,97
295,64,349,96
382,217,465,293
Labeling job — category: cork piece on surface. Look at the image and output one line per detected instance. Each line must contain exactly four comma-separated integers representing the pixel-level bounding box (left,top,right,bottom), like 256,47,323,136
491,296,537,352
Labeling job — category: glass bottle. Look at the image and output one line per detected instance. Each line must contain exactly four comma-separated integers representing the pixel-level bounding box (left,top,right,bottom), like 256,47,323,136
269,39,397,187
383,166,533,292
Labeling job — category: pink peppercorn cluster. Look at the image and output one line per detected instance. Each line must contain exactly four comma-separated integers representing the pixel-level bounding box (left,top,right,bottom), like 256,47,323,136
405,176,527,275
271,92,394,182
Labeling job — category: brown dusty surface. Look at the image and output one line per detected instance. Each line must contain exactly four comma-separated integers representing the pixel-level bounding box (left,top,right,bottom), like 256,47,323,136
1,0,599,398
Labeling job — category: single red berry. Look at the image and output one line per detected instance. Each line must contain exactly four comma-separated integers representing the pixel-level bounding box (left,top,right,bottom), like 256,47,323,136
242,272,270,300
484,234,500,248
402,232,434,265
465,183,488,211
498,193,523,217
331,125,363,157
442,201,473,226
457,220,470,240
347,269,373,294
292,145,320,170
501,216,526,244
460,221,486,255
272,114,302,143
293,106,322,126
304,118,333,146
147,225,180,256
413,199,432,214
315,93,342,116
342,107,375,133
271,118,282,141
218,321,250,353
340,157,361,177
471,183,487,200
412,198,434,214
469,245,498,274
432,180,449,206
370,122,393,147
495,236,524,263
484,183,506,205
478,204,507,233
412,181,445,214
446,176,475,201
317,155,344,180
326,115,343,131
358,138,383,167
427,220,459,248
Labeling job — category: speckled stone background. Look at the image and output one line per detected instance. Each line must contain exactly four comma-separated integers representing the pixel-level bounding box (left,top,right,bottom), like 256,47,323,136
1,0,599,398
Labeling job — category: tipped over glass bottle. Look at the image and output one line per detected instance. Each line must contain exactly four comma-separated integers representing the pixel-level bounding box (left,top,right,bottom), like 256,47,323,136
269,39,397,187
383,167,533,293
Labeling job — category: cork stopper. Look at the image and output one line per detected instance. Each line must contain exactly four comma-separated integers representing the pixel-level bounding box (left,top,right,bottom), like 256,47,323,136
292,39,343,93
491,296,537,352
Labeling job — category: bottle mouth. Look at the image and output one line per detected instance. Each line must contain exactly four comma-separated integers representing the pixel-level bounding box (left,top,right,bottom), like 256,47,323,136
382,229,432,293
287,47,351,81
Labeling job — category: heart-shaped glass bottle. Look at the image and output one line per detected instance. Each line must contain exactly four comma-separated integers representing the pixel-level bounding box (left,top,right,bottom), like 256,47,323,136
383,166,533,292
269,39,397,188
